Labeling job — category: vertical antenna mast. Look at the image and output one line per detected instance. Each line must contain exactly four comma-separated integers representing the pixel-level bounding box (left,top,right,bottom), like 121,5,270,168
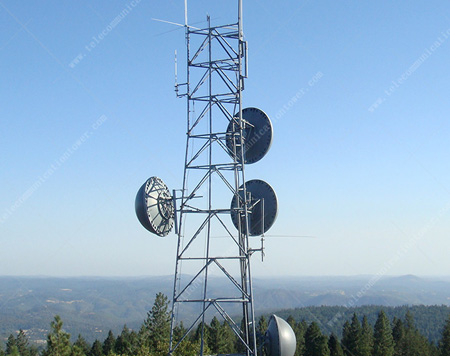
184,0,188,28
239,0,243,39
174,50,178,95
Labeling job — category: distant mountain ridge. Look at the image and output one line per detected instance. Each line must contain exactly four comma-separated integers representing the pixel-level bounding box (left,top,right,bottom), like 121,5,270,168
1,275,449,345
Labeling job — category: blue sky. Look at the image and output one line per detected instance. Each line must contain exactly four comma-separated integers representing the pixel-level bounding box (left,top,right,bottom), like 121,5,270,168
1,0,450,277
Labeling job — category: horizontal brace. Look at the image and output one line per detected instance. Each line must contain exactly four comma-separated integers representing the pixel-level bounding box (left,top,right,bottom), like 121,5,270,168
185,164,240,170
179,209,236,214
178,256,248,261
185,166,240,172
187,162,239,167
190,59,238,67
190,100,239,106
188,30,239,39
190,57,238,64
189,93,238,100
174,298,250,303
188,22,238,32
210,23,239,31
189,95,235,99
207,22,239,30
188,133,225,139
190,64,238,72
190,61,238,70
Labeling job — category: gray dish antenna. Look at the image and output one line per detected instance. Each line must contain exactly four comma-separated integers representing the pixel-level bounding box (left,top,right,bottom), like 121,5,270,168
265,315,297,356
135,176,174,237
226,107,273,164
231,179,278,236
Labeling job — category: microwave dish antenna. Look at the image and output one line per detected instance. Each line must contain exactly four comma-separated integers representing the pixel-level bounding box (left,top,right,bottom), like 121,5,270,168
135,176,174,237
226,107,273,164
231,179,278,236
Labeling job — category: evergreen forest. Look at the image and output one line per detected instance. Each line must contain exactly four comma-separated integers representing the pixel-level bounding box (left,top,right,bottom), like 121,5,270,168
3,293,450,356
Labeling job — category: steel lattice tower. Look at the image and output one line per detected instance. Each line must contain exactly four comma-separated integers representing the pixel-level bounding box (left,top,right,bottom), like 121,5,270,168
168,1,258,355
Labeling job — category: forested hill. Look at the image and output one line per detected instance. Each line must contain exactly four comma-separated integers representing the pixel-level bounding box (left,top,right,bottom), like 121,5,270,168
275,304,450,344
1,275,450,345
2,293,450,356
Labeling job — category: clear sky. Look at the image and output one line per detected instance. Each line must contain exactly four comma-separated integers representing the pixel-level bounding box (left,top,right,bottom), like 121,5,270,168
1,0,450,277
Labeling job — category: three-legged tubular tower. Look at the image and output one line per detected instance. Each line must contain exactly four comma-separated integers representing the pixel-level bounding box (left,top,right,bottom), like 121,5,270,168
169,1,258,355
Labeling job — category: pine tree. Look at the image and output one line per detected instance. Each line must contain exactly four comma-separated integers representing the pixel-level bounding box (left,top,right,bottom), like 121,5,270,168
6,346,19,356
373,310,395,356
296,320,308,356
392,318,404,344
342,316,363,356
103,330,116,356
127,329,139,356
142,292,170,352
285,315,305,356
208,317,228,354
192,321,209,343
392,317,405,356
304,322,330,356
287,316,296,329
341,321,350,356
441,314,450,356
430,344,440,356
88,340,103,356
185,323,211,356
137,325,150,356
171,321,203,356
5,335,17,356
359,315,373,356
328,334,344,356
16,329,30,356
177,335,210,356
115,325,134,356
404,311,415,331
257,315,268,353
234,318,247,353
70,344,86,356
42,315,72,356
257,315,268,336
73,334,90,356
395,311,432,356
115,333,127,355
173,321,186,343
348,313,362,356
221,320,236,354
29,345,39,356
